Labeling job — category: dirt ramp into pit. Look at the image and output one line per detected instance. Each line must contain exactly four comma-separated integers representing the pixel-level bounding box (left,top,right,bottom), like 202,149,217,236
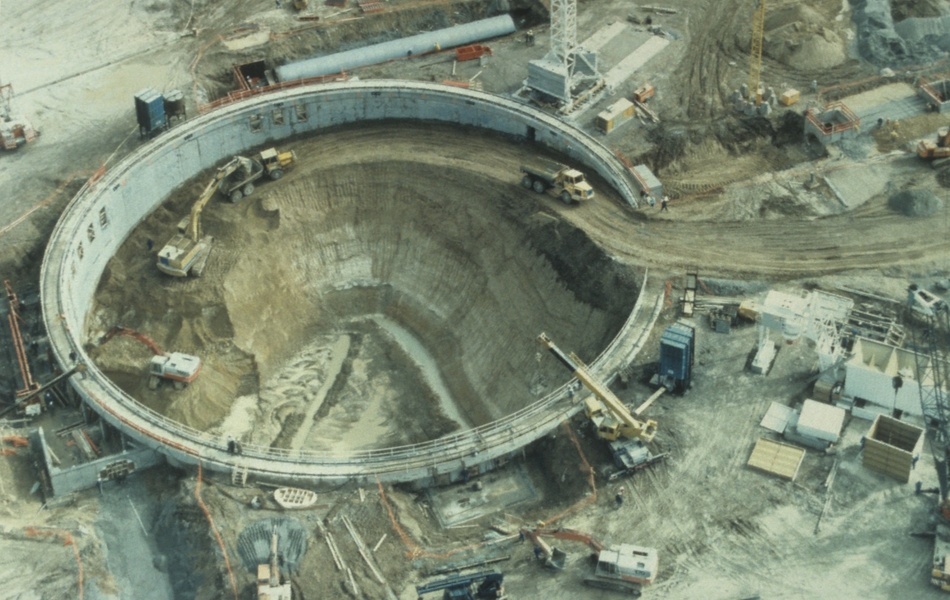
42,81,653,486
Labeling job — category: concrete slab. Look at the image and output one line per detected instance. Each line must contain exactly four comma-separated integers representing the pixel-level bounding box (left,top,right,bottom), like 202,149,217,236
427,463,539,528
581,21,629,53
822,164,889,209
604,36,670,91
841,82,917,113
855,95,928,127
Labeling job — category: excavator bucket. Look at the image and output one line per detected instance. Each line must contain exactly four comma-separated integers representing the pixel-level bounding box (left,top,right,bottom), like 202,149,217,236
547,547,568,571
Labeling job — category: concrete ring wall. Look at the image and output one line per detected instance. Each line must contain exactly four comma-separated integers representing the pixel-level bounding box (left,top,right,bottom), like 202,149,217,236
40,80,648,486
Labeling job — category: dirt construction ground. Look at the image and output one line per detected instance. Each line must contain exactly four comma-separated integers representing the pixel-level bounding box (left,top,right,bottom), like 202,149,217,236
4,0,950,598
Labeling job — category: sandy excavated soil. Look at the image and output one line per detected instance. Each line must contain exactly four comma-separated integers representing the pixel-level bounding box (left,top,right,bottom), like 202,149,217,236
86,123,640,450
5,0,950,597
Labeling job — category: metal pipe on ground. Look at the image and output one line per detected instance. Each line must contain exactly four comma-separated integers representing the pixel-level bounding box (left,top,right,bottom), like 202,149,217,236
275,15,516,82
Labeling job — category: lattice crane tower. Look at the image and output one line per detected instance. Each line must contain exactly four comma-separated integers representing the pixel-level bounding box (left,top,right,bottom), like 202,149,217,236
549,0,578,76
523,0,602,110
748,0,766,104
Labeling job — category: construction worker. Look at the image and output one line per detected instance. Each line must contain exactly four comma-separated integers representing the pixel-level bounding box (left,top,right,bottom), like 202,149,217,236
660,196,669,212
615,486,626,506
534,545,543,560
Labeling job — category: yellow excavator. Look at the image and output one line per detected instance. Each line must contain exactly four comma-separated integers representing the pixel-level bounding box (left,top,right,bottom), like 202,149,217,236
156,147,295,277
537,333,665,477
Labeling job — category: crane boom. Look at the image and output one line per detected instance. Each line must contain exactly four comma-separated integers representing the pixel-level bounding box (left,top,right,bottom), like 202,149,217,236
907,285,950,592
748,0,766,104
538,333,657,443
909,286,950,499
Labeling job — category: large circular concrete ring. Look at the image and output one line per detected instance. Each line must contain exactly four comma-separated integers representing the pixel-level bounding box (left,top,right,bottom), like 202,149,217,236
41,80,656,487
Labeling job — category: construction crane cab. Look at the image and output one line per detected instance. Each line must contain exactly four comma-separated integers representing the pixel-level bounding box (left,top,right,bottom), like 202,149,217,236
537,333,662,476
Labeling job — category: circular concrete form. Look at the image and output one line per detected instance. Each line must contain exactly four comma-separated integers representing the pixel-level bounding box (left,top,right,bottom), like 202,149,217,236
41,81,657,486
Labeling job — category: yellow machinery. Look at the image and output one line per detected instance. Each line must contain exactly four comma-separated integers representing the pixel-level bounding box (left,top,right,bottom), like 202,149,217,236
257,527,292,600
156,155,259,277
259,147,297,180
157,148,294,277
748,0,766,104
537,333,657,443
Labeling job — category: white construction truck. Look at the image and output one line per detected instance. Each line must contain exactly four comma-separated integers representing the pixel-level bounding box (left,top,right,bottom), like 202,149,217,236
0,83,38,150
522,528,657,596
99,326,201,390
520,160,595,204
148,353,201,390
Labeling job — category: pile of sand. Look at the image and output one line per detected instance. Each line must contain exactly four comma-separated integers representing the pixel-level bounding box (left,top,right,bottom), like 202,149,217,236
888,189,943,217
763,5,846,70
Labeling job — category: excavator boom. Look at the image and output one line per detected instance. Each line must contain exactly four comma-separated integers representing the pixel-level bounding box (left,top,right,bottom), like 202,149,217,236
184,156,256,242
101,326,164,356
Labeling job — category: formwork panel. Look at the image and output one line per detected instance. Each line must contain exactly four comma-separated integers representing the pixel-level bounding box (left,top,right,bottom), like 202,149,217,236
862,415,924,483
747,437,805,480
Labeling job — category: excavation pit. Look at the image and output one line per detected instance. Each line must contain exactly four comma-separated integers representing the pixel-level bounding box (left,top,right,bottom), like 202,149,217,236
87,123,639,453
42,82,652,486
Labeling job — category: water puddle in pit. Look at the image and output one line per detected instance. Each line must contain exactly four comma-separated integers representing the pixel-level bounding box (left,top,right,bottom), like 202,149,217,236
232,316,471,451
363,314,471,429
290,334,350,450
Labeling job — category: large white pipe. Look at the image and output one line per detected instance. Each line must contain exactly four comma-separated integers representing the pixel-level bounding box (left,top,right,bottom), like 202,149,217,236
275,14,516,82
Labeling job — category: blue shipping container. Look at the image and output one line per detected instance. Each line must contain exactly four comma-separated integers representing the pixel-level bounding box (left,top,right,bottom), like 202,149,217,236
134,87,166,135
659,322,695,391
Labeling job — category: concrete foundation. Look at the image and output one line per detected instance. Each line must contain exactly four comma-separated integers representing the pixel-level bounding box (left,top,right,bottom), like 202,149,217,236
40,81,656,487
30,427,165,497
804,102,861,145
918,79,950,114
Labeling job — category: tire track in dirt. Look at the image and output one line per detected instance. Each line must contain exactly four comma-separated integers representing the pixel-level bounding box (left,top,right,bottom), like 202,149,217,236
209,122,947,283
